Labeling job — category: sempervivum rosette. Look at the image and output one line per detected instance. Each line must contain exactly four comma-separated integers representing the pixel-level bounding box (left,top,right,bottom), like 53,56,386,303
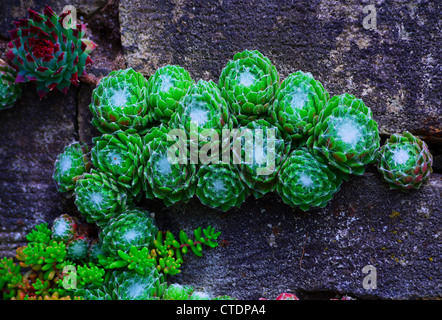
52,141,91,194
89,68,150,134
218,50,279,125
142,125,196,206
74,170,130,227
91,131,144,200
307,93,380,177
232,119,290,198
377,131,433,190
269,71,329,147
106,267,163,300
195,163,249,212
7,6,96,99
147,65,194,122
51,214,77,242
276,148,342,211
170,79,237,152
0,59,21,109
99,208,157,255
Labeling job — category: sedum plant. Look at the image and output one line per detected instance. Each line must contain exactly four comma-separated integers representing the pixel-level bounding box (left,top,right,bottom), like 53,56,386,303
377,131,433,190
307,93,380,177
269,71,329,147
218,50,279,125
277,148,342,211
74,169,130,227
7,6,96,99
142,125,197,206
147,65,194,122
0,59,21,110
91,130,144,200
52,141,91,194
195,163,249,212
89,68,150,135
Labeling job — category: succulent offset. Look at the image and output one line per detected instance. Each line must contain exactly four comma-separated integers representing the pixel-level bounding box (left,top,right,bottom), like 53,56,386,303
218,50,279,125
277,148,342,211
52,141,91,193
269,71,329,147
147,65,194,122
196,163,249,212
99,208,157,254
90,68,150,134
7,6,96,99
51,214,77,242
0,59,21,109
74,169,130,227
232,119,290,198
91,130,144,200
307,93,380,177
377,131,433,190
142,125,197,206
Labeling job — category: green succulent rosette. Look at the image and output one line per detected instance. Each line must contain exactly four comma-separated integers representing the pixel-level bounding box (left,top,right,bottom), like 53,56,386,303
99,208,157,255
147,65,194,122
170,79,237,153
218,50,279,125
105,267,163,300
7,6,96,99
0,59,21,110
53,141,91,193
162,283,194,300
269,71,329,147
307,93,380,177
276,148,342,211
90,68,150,134
66,236,89,260
377,131,433,190
91,130,144,200
142,125,197,206
51,214,77,242
232,119,290,198
74,169,130,227
195,163,249,212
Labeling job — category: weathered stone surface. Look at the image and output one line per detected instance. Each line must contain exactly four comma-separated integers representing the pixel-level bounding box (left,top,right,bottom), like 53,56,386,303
0,84,79,257
119,0,441,137
152,171,441,300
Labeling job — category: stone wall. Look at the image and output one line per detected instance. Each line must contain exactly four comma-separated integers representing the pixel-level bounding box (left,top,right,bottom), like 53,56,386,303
0,0,440,299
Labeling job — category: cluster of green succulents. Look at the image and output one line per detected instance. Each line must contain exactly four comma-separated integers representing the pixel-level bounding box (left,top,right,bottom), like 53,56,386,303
52,49,432,222
0,213,225,300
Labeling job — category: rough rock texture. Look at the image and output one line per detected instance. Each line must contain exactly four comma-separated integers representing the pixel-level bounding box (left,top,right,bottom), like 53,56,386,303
153,171,441,300
119,0,441,138
0,0,440,300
